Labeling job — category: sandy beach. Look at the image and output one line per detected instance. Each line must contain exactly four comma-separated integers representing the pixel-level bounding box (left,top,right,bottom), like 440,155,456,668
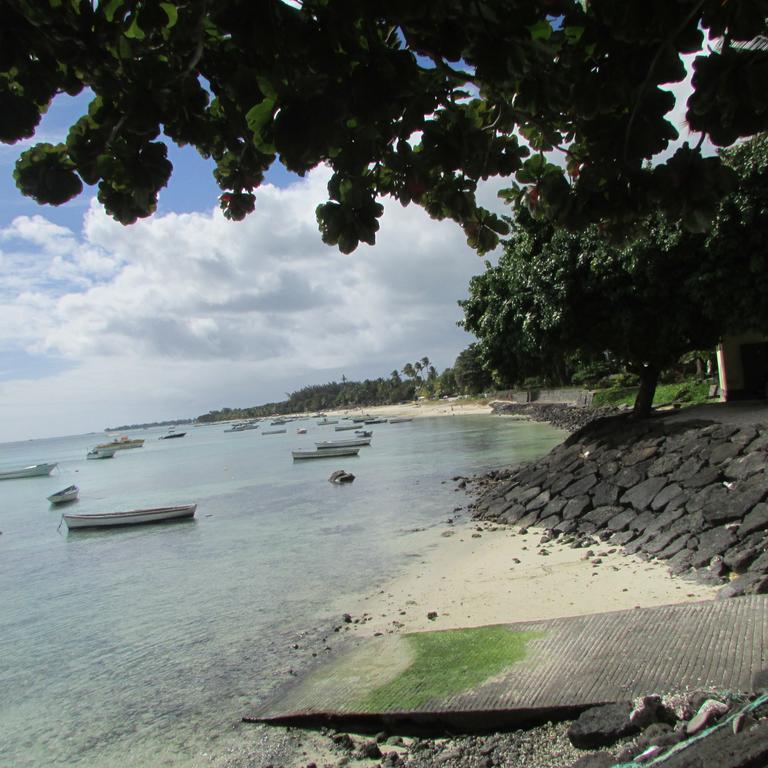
341,515,720,638
326,397,494,421
319,401,720,636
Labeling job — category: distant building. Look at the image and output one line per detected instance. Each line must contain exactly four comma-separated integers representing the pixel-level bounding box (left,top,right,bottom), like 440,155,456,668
717,332,768,400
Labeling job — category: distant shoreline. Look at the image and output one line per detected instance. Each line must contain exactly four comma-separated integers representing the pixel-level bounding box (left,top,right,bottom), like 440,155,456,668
322,397,493,421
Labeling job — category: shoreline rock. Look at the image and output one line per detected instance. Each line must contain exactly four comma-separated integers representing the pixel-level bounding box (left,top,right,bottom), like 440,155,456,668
491,401,625,433
471,410,768,597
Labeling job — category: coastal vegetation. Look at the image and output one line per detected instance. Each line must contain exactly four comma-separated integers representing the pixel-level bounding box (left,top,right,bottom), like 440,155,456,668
461,134,768,416
195,353,473,422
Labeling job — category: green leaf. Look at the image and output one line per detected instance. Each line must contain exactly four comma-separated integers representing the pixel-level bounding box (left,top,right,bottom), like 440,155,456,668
125,17,145,40
159,3,178,28
256,76,278,101
564,25,584,43
102,0,124,22
527,19,552,42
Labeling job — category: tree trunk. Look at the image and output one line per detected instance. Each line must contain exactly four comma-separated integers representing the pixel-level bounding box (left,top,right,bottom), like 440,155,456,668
633,364,659,419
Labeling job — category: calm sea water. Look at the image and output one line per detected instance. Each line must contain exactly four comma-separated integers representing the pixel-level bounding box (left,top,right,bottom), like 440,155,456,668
0,415,564,768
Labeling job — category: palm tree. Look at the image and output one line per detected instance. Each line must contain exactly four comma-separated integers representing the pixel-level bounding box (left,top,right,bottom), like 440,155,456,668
402,362,416,380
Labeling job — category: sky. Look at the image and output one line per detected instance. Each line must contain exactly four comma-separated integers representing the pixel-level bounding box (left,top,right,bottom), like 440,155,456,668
0,91,515,441
0,55,705,443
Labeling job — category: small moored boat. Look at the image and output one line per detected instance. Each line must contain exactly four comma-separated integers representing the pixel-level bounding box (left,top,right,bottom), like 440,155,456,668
62,503,197,530
354,430,373,438
292,447,360,460
87,447,117,459
95,436,144,450
0,462,57,480
316,438,371,449
316,418,339,425
159,427,186,440
334,424,360,431
47,484,79,504
388,417,413,424
364,418,387,425
263,428,287,435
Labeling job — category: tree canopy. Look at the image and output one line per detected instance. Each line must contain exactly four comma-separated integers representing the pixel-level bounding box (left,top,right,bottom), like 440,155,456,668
460,134,768,414
4,1,768,253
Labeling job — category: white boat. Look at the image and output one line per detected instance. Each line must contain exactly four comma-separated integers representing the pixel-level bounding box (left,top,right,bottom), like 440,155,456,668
292,447,360,460
296,427,307,434
315,438,371,448
159,427,186,439
355,430,373,438
224,421,259,432
0,462,57,480
62,503,197,530
263,428,287,435
87,447,117,459
95,436,144,450
334,424,359,431
388,417,413,424
47,484,79,504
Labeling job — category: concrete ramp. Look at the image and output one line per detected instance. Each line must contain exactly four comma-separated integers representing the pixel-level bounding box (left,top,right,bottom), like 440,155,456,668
247,596,768,731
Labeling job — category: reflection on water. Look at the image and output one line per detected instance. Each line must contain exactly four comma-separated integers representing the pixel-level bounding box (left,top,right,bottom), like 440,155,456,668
0,416,564,767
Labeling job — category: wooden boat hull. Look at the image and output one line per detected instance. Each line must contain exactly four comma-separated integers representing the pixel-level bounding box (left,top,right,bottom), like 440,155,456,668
48,485,79,504
334,424,359,431
87,448,117,459
388,417,413,423
315,438,371,448
292,447,360,459
63,504,197,529
159,432,186,439
0,462,57,480
263,429,287,435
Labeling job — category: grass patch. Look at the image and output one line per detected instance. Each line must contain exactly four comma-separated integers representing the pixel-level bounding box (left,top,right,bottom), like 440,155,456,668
591,378,713,409
358,626,543,712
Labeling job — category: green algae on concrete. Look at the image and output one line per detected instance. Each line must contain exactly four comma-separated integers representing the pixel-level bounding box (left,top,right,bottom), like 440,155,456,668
358,626,544,712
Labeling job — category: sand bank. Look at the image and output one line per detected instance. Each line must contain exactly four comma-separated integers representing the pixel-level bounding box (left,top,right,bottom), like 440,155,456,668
342,517,719,637
326,397,493,421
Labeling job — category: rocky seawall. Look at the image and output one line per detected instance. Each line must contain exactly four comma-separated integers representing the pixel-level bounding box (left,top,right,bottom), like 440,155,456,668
472,412,768,597
490,401,623,433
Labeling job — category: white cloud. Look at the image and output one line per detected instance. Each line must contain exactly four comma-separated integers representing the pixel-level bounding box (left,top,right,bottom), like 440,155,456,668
0,168,484,441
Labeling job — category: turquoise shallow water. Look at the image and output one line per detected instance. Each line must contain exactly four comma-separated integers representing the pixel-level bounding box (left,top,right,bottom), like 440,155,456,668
0,415,564,768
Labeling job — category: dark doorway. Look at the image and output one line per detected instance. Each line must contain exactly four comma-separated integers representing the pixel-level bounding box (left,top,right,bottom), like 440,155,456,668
740,342,768,399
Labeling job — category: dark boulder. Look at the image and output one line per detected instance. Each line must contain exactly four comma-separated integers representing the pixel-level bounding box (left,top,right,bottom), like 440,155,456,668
688,526,737,569
620,477,667,511
717,572,768,599
707,441,743,465
738,503,768,538
605,509,638,533
614,466,646,489
651,483,685,512
567,701,638,749
591,482,620,507
724,452,766,482
563,474,598,498
562,495,592,520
